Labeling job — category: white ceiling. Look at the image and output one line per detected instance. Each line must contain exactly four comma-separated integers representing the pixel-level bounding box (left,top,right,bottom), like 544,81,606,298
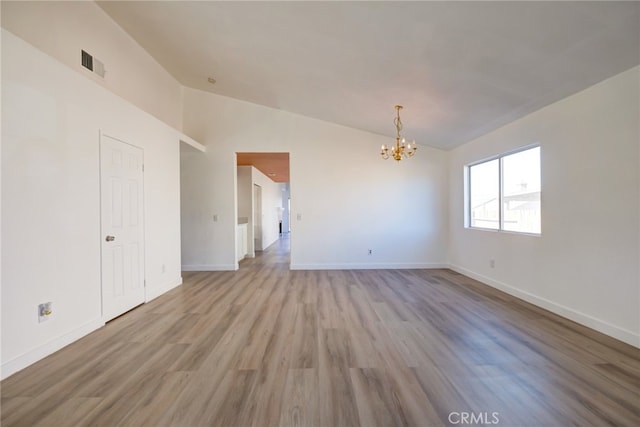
97,1,640,150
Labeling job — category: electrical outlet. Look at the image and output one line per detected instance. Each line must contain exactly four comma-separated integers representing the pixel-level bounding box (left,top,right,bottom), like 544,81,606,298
368,249,373,255
38,302,53,323
213,214,219,222
490,259,495,268
161,264,166,274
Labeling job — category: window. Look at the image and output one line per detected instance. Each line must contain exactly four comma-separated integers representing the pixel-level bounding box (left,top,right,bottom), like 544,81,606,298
468,146,540,234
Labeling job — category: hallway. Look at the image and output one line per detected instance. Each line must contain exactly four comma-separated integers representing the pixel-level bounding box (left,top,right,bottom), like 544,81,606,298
240,232,291,271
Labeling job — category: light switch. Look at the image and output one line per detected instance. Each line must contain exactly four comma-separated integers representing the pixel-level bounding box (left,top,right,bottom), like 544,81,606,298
297,213,302,221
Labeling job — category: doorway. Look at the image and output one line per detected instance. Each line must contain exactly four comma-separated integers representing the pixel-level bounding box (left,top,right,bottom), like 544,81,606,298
236,152,291,264
100,133,145,321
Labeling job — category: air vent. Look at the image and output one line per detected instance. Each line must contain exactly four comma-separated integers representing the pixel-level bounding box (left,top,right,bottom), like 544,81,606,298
81,50,93,71
81,50,106,78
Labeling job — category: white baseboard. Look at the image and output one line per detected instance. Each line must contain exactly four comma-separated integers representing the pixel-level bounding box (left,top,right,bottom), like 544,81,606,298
1,318,104,380
146,276,183,302
181,264,237,271
448,264,640,348
290,262,449,270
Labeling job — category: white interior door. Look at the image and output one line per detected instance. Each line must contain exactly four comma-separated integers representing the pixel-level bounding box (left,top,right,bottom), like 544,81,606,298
100,134,145,321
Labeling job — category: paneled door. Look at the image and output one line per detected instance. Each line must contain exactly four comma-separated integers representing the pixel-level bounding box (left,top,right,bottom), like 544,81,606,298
100,133,145,321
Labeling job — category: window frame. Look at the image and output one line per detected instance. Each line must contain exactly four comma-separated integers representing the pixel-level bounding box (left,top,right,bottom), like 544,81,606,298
466,144,541,235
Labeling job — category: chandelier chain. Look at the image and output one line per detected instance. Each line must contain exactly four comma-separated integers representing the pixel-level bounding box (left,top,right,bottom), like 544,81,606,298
394,116,403,136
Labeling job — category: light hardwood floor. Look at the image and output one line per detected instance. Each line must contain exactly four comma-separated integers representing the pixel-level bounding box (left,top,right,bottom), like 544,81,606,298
2,236,639,426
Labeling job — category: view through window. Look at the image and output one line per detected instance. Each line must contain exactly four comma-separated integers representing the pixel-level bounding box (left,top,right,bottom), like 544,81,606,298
468,146,540,234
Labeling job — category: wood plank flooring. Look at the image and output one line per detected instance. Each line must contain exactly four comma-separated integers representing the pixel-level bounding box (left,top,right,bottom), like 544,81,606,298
2,235,639,426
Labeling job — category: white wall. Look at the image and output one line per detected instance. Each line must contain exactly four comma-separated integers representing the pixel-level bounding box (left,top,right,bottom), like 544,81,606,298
181,88,449,270
448,66,640,347
180,146,236,271
1,1,184,130
237,165,254,256
1,29,185,378
237,166,253,226
281,183,291,234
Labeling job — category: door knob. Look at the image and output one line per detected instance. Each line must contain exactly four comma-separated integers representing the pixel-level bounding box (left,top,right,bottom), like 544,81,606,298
105,235,115,242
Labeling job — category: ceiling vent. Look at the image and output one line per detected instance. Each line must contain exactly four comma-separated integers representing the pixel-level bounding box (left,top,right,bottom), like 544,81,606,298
81,50,106,78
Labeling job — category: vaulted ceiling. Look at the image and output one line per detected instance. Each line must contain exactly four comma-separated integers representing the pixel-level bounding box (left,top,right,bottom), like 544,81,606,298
98,1,640,150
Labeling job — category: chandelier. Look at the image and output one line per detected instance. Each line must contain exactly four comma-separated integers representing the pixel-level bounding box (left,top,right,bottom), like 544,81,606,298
380,105,417,161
